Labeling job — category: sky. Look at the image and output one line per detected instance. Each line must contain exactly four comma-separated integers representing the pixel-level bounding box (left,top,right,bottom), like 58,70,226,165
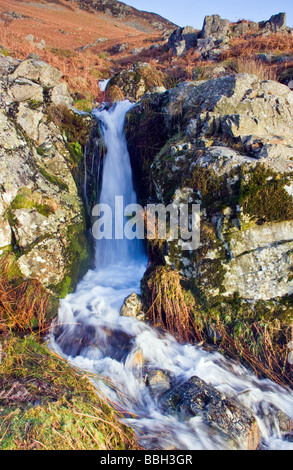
122,0,293,29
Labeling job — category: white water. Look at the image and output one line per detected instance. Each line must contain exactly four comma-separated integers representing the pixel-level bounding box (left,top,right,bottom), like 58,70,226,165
51,101,293,450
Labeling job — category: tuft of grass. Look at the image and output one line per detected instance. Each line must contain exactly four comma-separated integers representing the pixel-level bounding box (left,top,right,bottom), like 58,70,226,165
142,266,199,343
0,335,140,450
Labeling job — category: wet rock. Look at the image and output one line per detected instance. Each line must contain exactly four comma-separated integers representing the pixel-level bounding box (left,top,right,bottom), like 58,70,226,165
168,26,198,57
120,292,145,321
160,376,260,450
258,402,293,435
145,369,171,395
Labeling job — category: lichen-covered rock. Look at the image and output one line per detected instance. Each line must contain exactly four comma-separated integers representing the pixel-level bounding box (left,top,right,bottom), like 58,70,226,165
0,55,91,301
126,73,293,307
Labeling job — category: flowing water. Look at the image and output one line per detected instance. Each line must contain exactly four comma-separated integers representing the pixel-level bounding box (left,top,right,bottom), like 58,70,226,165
51,101,293,450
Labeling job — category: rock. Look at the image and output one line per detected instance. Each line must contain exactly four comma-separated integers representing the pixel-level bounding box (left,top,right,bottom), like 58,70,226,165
0,55,90,300
232,21,258,36
126,73,293,304
199,15,230,40
120,292,145,321
11,59,62,87
160,376,260,449
132,47,145,55
145,369,171,395
16,104,44,141
25,34,35,43
168,26,198,57
260,12,286,32
50,82,73,107
258,402,293,435
106,64,166,101
9,78,44,103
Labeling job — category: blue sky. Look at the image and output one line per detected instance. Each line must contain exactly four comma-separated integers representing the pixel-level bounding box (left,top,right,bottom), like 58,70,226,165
123,0,293,29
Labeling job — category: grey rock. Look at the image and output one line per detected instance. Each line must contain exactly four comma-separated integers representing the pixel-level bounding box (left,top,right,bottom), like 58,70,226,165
11,59,62,87
168,26,198,57
199,15,230,40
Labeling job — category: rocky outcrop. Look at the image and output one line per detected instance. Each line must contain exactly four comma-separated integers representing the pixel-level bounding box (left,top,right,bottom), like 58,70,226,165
126,74,293,306
167,12,289,58
0,55,92,299
168,26,198,57
199,15,230,40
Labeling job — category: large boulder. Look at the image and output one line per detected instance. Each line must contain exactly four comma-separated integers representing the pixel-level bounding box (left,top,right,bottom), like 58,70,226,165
126,74,293,303
259,12,286,32
168,26,198,57
160,376,260,450
199,14,230,40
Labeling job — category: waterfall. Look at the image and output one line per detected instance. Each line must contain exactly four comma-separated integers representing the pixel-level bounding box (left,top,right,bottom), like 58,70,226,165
51,101,293,450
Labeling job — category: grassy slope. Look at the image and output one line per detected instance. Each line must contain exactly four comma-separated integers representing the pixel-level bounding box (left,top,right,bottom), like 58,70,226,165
0,335,139,450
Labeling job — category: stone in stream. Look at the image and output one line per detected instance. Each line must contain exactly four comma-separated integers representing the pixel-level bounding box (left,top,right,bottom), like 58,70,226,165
159,376,260,450
120,292,146,321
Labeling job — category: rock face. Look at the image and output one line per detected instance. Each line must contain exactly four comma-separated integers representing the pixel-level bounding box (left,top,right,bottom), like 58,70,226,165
0,55,90,298
126,74,293,305
159,376,260,450
168,26,198,57
260,12,286,32
199,15,230,40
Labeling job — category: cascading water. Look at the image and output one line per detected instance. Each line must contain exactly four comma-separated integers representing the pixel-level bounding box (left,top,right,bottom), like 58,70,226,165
51,101,293,450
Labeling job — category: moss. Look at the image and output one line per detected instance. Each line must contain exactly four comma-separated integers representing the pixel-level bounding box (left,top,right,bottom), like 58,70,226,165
37,166,69,192
73,99,93,114
0,336,139,450
9,188,58,218
27,100,43,110
239,164,293,223
52,219,89,299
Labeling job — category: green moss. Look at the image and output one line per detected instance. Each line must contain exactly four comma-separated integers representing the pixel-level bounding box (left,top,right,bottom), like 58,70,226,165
27,100,43,110
52,220,89,299
37,166,69,192
239,164,293,222
73,100,93,114
9,188,58,218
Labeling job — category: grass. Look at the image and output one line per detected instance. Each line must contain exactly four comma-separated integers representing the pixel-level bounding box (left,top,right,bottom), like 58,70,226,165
142,266,198,343
0,335,140,450
0,253,54,334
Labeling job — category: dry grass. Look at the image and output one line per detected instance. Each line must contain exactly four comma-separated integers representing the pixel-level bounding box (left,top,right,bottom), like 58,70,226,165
220,33,293,60
0,254,52,334
142,266,199,343
232,57,278,81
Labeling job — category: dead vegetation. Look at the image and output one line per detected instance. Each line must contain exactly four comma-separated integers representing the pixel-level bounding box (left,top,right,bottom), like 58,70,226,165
0,254,53,334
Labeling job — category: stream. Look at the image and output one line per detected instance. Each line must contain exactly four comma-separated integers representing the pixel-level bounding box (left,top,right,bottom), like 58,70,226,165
50,100,293,450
